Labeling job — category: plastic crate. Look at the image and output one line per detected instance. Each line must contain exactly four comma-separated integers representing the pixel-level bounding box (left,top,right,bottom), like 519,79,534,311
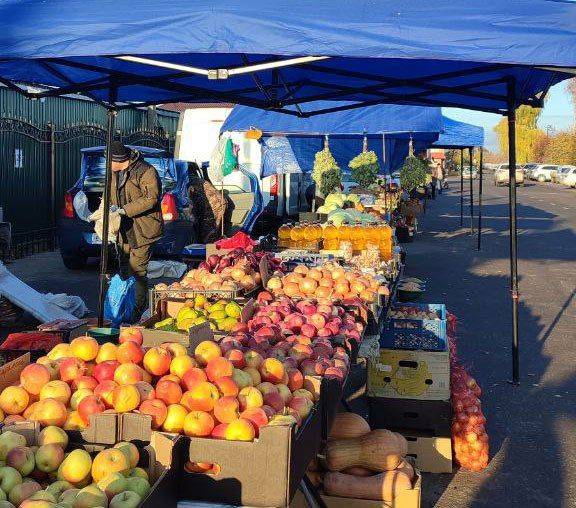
381,303,447,351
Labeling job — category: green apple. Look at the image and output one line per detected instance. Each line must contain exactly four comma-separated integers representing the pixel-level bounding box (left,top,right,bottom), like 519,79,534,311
35,445,65,473
0,467,22,494
110,491,141,508
125,477,150,499
97,473,127,500
8,480,41,506
6,446,35,476
73,485,107,508
0,433,26,462
46,481,73,499
126,468,148,482
28,491,57,503
58,488,79,505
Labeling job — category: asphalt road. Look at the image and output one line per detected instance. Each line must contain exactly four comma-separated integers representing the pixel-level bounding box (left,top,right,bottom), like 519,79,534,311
5,176,576,507
408,176,576,507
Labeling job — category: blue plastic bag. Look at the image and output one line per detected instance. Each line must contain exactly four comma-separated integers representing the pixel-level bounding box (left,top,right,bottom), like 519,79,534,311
104,274,137,326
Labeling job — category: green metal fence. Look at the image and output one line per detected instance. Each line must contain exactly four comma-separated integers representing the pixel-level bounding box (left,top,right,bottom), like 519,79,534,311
0,91,179,259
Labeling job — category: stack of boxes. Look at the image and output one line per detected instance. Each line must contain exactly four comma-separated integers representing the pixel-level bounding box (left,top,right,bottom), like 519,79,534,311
366,303,453,473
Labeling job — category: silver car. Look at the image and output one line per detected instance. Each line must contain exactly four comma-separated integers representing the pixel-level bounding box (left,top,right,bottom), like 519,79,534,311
553,165,576,184
530,164,558,182
494,164,524,186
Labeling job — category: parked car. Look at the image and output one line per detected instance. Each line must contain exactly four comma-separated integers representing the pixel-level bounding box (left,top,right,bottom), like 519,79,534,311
521,163,539,179
561,167,576,188
552,165,576,184
530,164,558,182
461,167,478,179
493,164,524,186
58,146,195,269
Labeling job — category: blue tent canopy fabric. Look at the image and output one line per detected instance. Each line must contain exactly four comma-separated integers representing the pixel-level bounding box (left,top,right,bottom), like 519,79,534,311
433,117,485,148
223,103,442,175
0,1,575,114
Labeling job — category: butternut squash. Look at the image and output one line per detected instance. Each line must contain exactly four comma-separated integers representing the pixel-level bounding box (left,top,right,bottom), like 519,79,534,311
326,430,407,472
323,471,412,502
395,460,415,481
329,412,371,440
342,466,374,477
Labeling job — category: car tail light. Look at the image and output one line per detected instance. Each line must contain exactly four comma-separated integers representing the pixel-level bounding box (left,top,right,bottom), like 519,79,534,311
62,192,74,218
270,175,279,198
161,193,178,221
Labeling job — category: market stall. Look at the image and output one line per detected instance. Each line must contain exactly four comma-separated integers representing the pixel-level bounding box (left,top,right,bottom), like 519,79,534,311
430,117,485,246
1,1,576,506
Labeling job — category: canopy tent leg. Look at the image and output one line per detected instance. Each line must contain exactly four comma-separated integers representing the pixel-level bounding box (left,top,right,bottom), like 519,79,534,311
469,147,474,234
460,148,464,227
507,81,520,385
97,108,117,327
477,148,483,251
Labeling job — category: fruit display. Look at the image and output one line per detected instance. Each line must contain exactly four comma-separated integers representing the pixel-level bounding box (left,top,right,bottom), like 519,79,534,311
389,305,441,320
308,412,417,502
348,150,379,189
249,295,364,346
265,262,384,304
155,298,243,333
0,430,151,508
0,326,346,444
312,147,341,197
198,249,283,277
316,192,361,215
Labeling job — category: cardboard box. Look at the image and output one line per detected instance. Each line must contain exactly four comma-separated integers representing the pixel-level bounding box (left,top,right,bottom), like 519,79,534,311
0,423,183,508
291,471,422,508
403,432,453,473
177,377,341,507
368,397,452,436
122,320,214,350
0,353,118,444
367,349,450,401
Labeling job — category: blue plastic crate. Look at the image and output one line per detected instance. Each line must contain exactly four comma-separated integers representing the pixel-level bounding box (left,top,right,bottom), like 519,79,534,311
381,303,447,351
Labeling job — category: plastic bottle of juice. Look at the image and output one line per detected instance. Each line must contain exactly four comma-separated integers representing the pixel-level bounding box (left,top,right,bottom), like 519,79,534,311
290,223,301,249
379,223,393,260
312,222,323,248
323,222,338,250
338,222,351,249
278,223,290,248
303,222,315,250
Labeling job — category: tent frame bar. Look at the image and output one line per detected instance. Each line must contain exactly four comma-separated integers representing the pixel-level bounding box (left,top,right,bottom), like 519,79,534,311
1,54,549,116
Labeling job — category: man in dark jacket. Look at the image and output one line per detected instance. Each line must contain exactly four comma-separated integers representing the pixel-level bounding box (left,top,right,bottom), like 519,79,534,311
109,142,163,319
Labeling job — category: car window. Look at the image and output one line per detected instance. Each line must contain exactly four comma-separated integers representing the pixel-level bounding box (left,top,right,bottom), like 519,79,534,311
500,164,509,170
84,153,176,188
543,166,557,170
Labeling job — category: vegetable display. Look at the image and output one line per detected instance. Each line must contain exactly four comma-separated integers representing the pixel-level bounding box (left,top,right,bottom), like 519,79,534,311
312,147,341,197
399,156,429,192
348,150,379,188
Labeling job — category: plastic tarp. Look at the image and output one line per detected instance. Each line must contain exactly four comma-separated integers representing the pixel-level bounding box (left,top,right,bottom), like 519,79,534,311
433,117,485,148
0,1,575,114
222,103,442,174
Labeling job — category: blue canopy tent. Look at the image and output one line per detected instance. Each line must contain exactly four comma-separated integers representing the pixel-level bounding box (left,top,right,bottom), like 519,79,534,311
432,117,486,247
221,103,443,176
1,1,576,382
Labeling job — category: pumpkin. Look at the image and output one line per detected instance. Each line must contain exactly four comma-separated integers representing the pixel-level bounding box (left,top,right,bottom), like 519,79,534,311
325,430,407,472
323,470,412,502
328,413,371,440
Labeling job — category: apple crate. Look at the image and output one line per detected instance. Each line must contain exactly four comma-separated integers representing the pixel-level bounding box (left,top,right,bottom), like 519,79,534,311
382,303,447,352
177,378,341,507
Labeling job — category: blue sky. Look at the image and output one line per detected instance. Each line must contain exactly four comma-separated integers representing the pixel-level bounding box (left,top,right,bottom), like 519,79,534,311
444,81,575,152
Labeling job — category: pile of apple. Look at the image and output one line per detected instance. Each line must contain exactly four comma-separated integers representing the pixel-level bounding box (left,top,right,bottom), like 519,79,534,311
0,329,345,444
198,249,283,276
0,428,149,508
265,262,383,304
251,294,364,346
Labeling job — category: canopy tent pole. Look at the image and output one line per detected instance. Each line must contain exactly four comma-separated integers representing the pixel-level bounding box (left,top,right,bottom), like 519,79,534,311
469,147,474,233
97,108,117,327
477,148,483,250
460,149,464,227
507,80,520,385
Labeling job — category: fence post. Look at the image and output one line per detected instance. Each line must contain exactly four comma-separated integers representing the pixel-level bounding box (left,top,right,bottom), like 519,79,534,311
49,123,56,249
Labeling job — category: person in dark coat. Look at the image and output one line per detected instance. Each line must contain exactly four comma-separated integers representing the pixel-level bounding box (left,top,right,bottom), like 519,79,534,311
109,141,163,319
